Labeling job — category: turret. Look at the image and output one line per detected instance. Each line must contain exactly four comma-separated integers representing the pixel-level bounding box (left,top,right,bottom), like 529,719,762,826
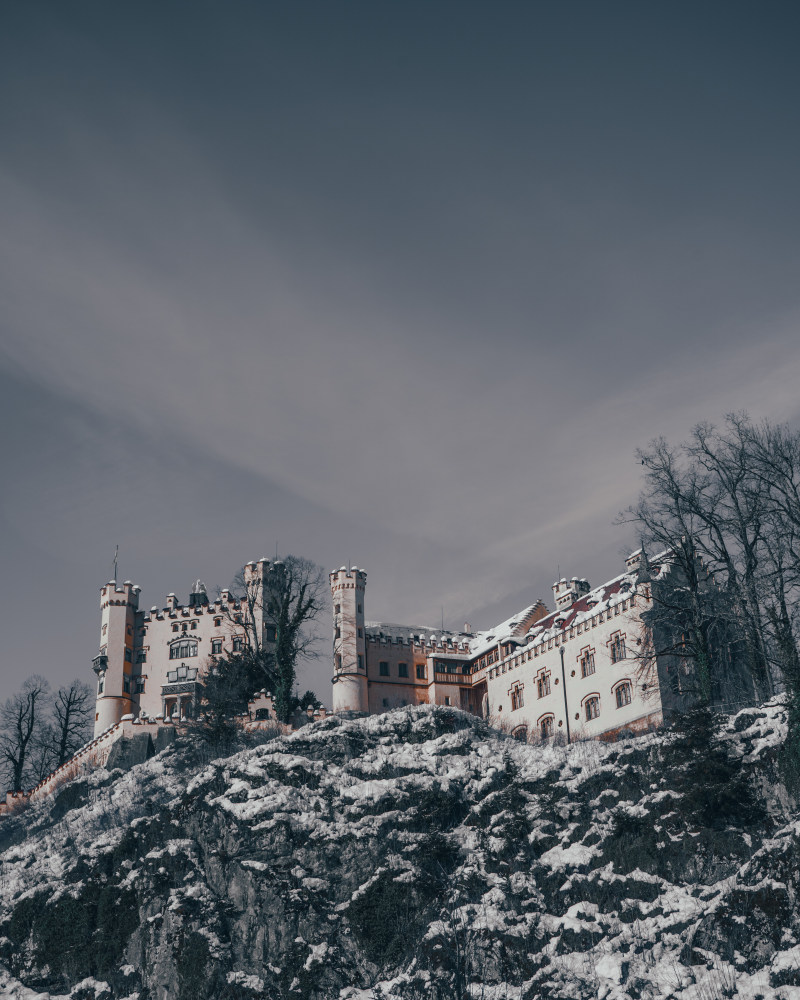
242,558,280,650
93,580,140,736
330,566,368,715
552,577,591,611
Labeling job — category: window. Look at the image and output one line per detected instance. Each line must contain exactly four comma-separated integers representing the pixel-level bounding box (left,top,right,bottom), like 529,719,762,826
379,661,389,676
537,673,551,699
335,627,341,639
580,649,595,677
444,696,451,706
357,628,363,638
137,650,147,663
170,640,198,659
234,614,243,624
191,620,198,630
615,682,632,708
123,676,131,694
98,676,104,694
266,626,277,642
135,678,146,694
124,648,132,662
181,622,188,632
357,604,362,613
398,662,408,678
585,696,600,721
172,623,179,633
335,604,341,615
214,617,222,627
416,664,426,680
511,686,524,710
512,725,528,742
232,637,244,652
382,698,389,708
610,634,627,662
358,655,363,670
211,639,222,655
102,623,107,635
540,716,554,739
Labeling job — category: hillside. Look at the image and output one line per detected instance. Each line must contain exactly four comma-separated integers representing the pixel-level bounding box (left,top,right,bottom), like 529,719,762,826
0,701,798,1000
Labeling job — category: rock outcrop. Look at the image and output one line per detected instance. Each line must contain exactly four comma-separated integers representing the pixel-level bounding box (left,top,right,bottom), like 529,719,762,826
0,701,798,999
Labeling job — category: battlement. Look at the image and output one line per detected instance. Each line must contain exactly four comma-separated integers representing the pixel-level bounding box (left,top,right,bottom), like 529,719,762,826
243,557,276,584
330,566,367,589
552,577,591,610
100,580,141,608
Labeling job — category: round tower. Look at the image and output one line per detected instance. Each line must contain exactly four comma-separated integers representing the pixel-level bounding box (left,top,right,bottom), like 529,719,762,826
330,565,368,715
93,580,140,736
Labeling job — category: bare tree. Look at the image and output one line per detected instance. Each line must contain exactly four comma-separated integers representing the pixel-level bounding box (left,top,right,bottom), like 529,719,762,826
263,557,326,722
221,555,327,723
622,413,800,714
0,676,49,793
50,681,94,768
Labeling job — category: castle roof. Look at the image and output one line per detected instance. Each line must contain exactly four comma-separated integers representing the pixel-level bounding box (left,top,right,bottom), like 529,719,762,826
365,622,472,647
467,602,546,660
523,548,673,644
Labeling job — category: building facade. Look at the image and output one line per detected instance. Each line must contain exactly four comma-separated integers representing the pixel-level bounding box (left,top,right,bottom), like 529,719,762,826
92,559,281,737
331,550,700,741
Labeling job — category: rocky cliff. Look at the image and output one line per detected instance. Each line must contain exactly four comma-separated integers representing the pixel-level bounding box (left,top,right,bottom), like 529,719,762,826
0,701,797,999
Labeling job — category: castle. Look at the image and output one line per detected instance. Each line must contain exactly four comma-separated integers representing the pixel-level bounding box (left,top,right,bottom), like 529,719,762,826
92,559,288,737
331,548,708,741
0,546,750,817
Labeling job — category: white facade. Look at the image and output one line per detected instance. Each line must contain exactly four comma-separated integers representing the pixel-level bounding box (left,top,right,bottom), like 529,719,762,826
92,561,279,737
331,549,669,742
482,551,661,742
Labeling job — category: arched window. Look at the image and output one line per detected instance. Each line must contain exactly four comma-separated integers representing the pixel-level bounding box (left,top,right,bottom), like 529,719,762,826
580,648,595,677
584,695,600,721
169,640,198,660
512,725,528,742
615,682,632,708
539,715,554,739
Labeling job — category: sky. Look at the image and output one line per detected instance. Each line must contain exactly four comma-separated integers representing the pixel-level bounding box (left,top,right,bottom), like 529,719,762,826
2,1,800,708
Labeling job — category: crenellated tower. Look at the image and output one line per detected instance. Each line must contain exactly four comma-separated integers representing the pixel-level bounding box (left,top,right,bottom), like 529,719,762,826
242,557,279,650
93,580,140,736
330,565,368,715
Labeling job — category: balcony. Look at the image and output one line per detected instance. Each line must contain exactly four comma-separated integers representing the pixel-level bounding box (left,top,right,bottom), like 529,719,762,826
167,665,199,684
92,653,108,675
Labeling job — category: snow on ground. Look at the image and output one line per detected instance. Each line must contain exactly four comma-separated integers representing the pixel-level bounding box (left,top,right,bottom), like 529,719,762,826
0,698,797,999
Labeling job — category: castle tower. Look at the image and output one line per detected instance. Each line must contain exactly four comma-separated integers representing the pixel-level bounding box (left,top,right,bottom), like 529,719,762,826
242,558,281,652
330,566,368,715
93,580,140,736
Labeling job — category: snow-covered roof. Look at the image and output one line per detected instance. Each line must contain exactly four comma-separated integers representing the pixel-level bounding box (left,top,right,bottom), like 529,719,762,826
524,548,674,644
467,603,546,660
365,622,472,647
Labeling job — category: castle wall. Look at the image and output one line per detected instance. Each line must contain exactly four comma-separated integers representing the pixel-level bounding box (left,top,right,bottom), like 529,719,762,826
333,553,680,745
485,583,660,740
